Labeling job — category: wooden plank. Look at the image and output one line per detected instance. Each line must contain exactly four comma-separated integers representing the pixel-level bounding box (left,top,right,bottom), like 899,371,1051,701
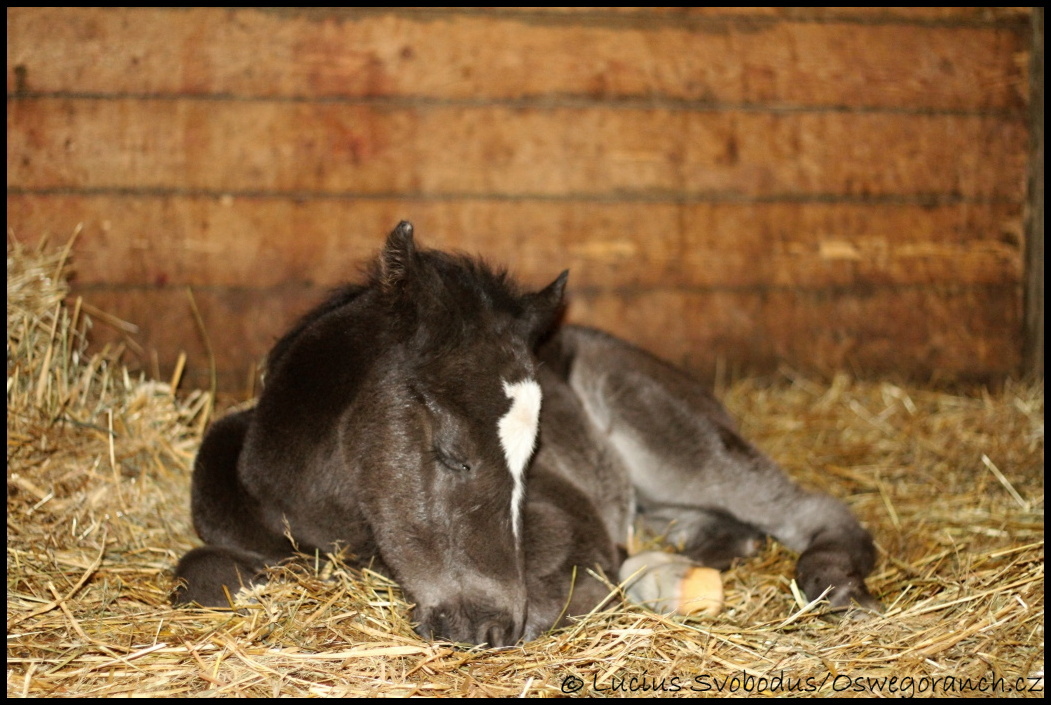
79,283,1022,393
8,194,1023,290
484,8,1031,21
7,7,1027,110
77,286,319,396
570,286,1022,383
7,99,1028,198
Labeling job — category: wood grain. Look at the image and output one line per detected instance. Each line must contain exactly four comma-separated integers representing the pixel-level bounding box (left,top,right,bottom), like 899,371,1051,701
8,8,1028,110
7,99,1028,198
5,7,1033,387
8,194,1023,290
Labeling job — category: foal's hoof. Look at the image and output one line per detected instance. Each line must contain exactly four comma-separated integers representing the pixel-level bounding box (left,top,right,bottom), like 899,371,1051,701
818,585,883,621
796,544,881,620
796,570,883,621
620,552,724,617
172,545,268,608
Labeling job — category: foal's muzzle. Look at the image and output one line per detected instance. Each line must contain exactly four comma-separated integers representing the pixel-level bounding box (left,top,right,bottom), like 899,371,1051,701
413,600,524,647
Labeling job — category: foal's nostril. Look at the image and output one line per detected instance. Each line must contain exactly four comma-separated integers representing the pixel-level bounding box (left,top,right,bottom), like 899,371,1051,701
412,606,446,643
414,603,521,647
482,621,517,648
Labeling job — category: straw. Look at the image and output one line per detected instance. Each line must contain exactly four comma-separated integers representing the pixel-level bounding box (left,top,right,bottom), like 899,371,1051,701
7,234,1043,697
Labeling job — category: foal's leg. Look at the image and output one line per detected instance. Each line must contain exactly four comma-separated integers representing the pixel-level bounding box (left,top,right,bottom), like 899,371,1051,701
635,504,766,570
547,326,879,612
519,371,627,639
520,481,622,640
172,409,294,607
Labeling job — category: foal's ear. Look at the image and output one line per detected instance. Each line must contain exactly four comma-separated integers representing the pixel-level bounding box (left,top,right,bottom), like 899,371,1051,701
380,221,417,292
518,270,569,343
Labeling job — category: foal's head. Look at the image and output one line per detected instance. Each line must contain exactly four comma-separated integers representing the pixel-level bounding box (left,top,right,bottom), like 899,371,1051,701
351,222,565,646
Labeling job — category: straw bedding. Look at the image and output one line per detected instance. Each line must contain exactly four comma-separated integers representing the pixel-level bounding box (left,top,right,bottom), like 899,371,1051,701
7,235,1044,697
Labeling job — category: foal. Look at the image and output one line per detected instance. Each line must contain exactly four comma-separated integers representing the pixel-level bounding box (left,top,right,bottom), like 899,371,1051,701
174,221,879,645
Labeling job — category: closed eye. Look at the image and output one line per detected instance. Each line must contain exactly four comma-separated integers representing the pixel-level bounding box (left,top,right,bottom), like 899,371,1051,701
434,448,471,473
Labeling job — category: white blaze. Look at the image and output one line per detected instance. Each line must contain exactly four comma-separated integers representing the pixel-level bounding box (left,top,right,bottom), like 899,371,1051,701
498,379,542,542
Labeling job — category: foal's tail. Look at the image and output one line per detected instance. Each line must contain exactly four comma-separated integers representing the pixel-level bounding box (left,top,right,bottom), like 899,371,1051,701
172,408,294,606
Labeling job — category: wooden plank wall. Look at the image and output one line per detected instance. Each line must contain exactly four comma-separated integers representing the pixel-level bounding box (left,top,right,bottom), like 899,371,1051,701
7,7,1034,393
1024,8,1044,380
